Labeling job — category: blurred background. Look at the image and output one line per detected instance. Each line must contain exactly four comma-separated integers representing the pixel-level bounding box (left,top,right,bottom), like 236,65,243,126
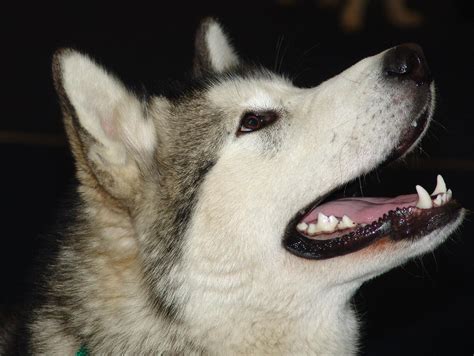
1,1,473,354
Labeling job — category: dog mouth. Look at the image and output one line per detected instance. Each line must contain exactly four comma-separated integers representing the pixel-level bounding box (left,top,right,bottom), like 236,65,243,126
283,99,463,260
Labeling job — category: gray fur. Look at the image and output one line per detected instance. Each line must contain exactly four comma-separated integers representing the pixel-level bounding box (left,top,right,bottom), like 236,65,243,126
1,19,463,355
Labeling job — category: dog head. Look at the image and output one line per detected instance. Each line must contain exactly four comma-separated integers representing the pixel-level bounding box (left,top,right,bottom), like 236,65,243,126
53,18,464,352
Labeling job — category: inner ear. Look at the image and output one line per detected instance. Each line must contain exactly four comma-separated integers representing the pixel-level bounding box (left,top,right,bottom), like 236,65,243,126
52,49,161,204
193,18,241,76
53,49,156,165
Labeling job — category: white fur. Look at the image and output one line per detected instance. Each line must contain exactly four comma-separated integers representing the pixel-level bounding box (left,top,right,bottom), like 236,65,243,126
172,49,455,354
60,51,156,165
243,90,283,111
206,22,240,73
47,42,461,355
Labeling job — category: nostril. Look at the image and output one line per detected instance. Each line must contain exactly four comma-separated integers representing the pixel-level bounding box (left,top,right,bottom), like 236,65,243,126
383,43,432,85
385,51,418,76
385,63,409,77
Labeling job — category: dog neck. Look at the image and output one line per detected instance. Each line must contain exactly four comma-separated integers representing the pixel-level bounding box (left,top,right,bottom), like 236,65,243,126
181,271,361,354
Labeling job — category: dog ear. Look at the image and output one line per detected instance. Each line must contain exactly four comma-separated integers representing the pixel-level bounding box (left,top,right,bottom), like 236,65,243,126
52,49,157,206
193,18,240,76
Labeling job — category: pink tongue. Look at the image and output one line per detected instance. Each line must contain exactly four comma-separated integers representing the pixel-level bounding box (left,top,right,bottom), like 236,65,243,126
303,194,418,225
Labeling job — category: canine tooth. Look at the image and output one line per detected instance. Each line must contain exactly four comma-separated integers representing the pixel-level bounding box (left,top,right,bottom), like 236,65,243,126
416,185,432,209
337,215,356,230
297,222,308,232
433,194,443,207
432,174,447,195
446,189,452,201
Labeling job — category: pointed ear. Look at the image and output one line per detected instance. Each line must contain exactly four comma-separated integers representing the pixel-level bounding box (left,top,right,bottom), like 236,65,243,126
52,49,158,205
193,18,241,76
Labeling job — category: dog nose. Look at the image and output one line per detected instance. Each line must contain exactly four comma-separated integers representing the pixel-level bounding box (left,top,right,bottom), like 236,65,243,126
383,43,432,85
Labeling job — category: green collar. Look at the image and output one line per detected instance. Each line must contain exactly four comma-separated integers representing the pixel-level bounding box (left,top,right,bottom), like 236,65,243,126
76,345,89,356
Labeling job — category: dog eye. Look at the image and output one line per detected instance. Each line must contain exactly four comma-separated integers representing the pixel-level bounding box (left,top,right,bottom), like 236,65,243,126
238,111,278,135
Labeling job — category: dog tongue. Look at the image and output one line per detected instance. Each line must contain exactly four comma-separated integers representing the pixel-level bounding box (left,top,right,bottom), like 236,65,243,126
303,194,418,224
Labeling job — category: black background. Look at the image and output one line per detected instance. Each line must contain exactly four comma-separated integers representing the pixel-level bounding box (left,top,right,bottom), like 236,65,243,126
1,1,473,354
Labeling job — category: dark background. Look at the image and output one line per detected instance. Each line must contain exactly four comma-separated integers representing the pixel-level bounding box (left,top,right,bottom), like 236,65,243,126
1,1,473,354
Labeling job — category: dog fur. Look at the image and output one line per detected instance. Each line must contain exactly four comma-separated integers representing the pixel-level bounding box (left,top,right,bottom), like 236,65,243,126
1,18,464,355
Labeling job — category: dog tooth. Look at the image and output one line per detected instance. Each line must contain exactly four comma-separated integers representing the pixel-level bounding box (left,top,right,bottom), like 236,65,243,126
416,185,432,209
316,213,332,233
307,223,318,235
296,222,308,232
432,174,447,195
446,189,452,201
313,213,331,233
343,215,356,227
309,213,340,234
441,193,447,204
328,216,339,231
318,212,329,222
433,194,443,207
337,215,356,230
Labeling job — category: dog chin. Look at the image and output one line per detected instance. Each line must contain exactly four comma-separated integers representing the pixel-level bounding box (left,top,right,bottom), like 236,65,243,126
360,211,464,281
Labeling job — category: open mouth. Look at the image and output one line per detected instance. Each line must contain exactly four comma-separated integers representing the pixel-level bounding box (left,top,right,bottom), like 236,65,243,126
283,99,463,260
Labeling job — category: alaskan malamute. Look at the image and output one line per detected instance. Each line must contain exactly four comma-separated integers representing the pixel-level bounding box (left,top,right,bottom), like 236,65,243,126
1,18,464,355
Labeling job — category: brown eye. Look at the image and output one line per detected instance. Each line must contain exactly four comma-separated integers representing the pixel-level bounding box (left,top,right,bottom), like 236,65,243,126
241,114,262,132
238,111,278,135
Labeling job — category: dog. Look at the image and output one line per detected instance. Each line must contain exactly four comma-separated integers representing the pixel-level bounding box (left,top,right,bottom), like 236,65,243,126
1,18,464,354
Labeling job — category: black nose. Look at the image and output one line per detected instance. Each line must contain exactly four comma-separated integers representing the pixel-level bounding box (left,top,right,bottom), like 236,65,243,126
383,43,432,85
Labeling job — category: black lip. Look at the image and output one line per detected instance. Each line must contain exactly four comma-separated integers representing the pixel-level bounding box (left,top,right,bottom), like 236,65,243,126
283,200,462,260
